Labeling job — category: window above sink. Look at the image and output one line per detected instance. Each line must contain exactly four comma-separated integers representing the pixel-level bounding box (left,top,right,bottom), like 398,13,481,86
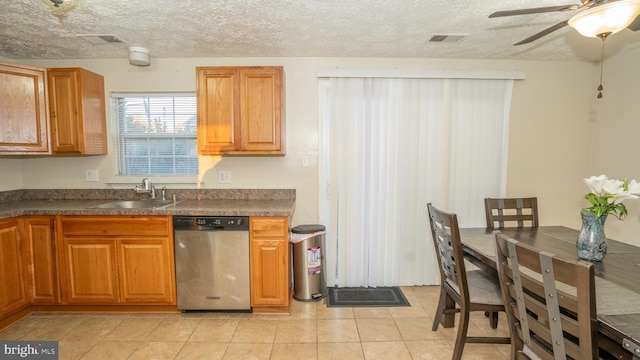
110,92,198,179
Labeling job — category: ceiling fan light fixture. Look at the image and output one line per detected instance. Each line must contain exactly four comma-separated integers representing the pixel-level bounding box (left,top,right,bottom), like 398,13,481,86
568,0,640,38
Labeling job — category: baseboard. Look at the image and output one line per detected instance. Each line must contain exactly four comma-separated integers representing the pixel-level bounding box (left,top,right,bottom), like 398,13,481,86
31,304,180,313
0,304,180,331
0,306,32,331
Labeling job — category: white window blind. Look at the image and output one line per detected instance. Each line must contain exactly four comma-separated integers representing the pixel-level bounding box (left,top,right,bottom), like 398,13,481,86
111,93,198,177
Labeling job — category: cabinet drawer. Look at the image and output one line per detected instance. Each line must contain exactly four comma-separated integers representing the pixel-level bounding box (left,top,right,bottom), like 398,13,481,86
60,216,171,237
250,217,288,239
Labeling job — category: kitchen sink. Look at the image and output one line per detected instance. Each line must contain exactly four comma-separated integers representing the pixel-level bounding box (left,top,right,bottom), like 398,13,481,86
90,199,179,210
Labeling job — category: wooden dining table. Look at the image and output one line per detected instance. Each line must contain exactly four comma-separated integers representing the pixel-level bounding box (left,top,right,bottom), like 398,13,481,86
458,226,640,360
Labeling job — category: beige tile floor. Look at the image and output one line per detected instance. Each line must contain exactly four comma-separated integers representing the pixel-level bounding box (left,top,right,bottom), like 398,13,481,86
0,286,511,360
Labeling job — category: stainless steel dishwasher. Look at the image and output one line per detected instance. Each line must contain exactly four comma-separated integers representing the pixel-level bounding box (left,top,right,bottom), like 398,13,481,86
173,216,250,311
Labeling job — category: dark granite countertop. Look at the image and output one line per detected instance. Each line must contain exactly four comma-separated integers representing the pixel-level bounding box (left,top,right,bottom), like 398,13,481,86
0,189,296,219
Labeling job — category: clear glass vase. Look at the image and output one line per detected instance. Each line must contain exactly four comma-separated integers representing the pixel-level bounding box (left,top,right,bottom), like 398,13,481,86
576,211,608,261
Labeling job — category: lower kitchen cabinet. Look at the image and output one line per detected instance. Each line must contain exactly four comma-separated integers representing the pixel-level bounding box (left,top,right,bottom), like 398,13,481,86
118,238,175,303
58,216,176,305
250,217,290,312
61,238,119,304
0,218,29,316
23,216,58,304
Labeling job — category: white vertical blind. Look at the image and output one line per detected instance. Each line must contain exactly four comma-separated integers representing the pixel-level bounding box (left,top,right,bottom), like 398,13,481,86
319,77,513,287
447,79,513,225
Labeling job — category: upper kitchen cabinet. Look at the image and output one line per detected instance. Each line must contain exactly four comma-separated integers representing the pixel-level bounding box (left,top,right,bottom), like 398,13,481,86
0,62,50,154
196,66,285,155
47,68,107,155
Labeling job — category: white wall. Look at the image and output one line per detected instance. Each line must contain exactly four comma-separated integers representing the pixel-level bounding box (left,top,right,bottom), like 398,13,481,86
506,60,598,231
585,46,640,243
2,56,603,234
0,158,24,191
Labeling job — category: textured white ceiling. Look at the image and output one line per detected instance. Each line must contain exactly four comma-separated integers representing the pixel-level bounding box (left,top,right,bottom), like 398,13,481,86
1,0,640,62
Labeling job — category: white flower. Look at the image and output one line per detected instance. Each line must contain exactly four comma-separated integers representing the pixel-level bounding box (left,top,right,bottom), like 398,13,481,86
583,175,640,219
627,179,640,196
602,178,624,198
611,190,636,204
584,175,608,196
611,179,640,204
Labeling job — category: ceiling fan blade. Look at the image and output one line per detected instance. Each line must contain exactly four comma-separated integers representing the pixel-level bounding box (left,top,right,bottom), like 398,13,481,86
628,14,640,31
489,5,579,18
514,20,569,45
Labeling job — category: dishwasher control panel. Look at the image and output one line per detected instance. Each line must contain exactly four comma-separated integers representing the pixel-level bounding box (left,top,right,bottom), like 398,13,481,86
174,216,249,230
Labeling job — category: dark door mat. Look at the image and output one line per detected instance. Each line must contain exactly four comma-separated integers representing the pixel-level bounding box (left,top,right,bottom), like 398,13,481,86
326,286,410,307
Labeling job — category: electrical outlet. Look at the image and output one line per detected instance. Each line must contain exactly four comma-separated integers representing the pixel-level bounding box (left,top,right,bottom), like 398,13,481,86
218,170,232,184
85,169,99,182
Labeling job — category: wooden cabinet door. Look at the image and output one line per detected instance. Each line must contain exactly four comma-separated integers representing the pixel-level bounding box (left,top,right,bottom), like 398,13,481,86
196,67,239,154
0,218,29,316
117,238,176,303
58,215,174,305
250,239,288,306
239,67,284,153
250,217,289,307
196,66,284,155
0,62,50,154
24,216,58,304
60,238,118,304
47,68,80,153
47,68,107,155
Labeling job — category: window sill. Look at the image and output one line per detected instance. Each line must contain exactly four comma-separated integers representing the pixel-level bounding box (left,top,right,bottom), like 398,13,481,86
106,177,202,189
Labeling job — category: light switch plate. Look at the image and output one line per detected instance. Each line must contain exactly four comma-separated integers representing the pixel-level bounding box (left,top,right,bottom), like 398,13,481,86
85,169,99,182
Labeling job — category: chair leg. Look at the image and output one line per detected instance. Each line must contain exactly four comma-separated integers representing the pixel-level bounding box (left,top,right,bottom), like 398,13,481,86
452,307,470,360
432,286,447,331
489,311,498,329
484,311,499,329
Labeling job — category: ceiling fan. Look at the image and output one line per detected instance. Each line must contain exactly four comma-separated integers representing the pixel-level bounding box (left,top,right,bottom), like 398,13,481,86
490,0,640,45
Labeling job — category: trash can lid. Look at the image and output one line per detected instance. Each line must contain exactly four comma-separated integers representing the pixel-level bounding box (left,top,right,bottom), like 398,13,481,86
291,224,325,234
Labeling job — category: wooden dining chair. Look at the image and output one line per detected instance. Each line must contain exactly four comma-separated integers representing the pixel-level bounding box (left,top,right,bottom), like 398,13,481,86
493,231,598,360
427,203,510,360
485,197,539,229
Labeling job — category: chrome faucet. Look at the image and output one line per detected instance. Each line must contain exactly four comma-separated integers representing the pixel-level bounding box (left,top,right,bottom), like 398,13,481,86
135,177,156,199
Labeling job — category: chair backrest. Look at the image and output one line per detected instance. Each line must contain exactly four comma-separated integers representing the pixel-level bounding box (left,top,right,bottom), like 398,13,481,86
427,203,469,304
485,197,539,229
493,232,598,360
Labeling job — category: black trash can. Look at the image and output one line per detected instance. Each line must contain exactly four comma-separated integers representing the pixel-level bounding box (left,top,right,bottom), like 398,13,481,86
290,224,327,301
